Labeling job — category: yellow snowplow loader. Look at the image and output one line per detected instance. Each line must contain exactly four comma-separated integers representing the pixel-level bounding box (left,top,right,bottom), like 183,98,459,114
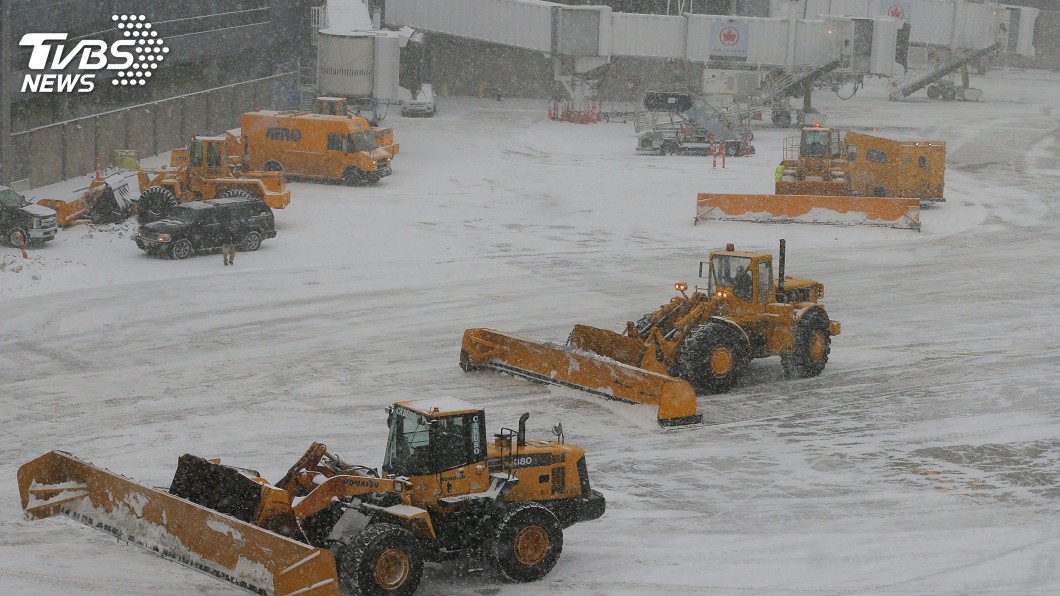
18,398,604,595
462,241,840,426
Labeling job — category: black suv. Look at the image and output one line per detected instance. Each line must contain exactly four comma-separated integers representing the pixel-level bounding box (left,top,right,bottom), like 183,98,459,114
1,186,58,247
135,196,276,259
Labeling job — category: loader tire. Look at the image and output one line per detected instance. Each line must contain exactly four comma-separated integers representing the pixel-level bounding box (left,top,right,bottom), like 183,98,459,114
262,160,284,172
137,186,179,224
725,142,739,157
782,309,831,379
488,502,563,583
217,189,254,201
677,322,749,393
336,523,423,596
660,141,677,156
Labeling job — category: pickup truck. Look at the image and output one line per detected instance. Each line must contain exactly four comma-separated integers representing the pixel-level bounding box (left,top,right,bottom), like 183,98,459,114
1,186,58,247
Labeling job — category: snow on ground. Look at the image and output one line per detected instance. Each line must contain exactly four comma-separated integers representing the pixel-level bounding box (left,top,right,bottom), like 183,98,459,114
1,67,1059,594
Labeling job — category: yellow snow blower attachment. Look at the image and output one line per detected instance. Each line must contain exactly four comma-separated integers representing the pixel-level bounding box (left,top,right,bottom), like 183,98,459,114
460,328,701,426
17,451,339,596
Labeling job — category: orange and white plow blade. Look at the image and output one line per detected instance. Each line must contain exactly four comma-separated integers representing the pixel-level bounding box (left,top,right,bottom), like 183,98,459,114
17,451,339,596
461,328,701,426
695,193,921,231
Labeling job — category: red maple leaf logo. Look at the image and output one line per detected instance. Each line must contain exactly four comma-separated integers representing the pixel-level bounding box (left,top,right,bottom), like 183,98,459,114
888,5,905,19
720,27,739,46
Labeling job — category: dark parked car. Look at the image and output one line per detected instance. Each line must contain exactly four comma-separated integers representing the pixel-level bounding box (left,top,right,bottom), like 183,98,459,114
1,186,58,247
134,195,276,259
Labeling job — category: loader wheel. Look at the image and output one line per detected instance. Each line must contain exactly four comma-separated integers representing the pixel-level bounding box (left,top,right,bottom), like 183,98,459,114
262,160,284,172
488,503,563,582
725,142,739,157
170,238,194,260
217,189,254,201
782,309,831,379
336,523,423,596
137,186,179,224
343,167,367,186
660,141,677,156
677,322,749,393
926,85,939,99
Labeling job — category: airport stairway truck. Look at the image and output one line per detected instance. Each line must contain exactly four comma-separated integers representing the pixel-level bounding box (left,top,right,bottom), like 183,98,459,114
237,98,399,186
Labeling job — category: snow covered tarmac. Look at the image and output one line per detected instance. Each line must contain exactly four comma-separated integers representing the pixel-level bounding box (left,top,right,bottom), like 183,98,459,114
2,68,1059,594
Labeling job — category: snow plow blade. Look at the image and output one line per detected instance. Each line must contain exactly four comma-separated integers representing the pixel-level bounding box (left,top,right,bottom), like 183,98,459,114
460,328,701,426
17,451,339,596
695,193,921,231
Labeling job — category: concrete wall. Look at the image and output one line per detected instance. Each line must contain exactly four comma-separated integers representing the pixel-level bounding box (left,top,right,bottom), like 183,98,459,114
8,74,294,188
995,11,1060,71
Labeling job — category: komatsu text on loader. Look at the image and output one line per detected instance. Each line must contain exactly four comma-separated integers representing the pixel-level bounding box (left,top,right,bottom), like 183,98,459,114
462,240,840,426
18,398,604,596
136,135,290,224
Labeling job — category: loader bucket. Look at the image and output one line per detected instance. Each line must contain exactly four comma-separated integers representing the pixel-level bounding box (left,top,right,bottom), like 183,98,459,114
17,451,339,596
461,328,701,426
695,193,921,231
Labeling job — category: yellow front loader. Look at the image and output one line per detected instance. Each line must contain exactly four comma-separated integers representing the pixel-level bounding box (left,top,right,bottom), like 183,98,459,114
136,135,290,224
462,241,840,426
18,398,604,595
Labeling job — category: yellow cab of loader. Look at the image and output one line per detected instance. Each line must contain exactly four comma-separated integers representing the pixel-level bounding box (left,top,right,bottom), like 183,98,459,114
18,397,604,596
776,126,850,196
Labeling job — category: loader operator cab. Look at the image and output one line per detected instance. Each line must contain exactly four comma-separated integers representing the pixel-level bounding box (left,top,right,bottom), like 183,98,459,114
383,399,487,478
800,127,843,160
188,137,229,180
700,248,774,304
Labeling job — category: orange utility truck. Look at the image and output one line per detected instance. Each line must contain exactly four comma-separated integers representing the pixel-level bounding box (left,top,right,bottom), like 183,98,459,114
240,106,398,186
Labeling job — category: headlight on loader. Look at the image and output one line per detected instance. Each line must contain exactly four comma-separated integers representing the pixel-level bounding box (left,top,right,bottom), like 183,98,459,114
674,282,687,292
158,233,171,242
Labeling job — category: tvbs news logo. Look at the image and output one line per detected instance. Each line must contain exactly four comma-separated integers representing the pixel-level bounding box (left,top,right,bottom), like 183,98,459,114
19,15,168,93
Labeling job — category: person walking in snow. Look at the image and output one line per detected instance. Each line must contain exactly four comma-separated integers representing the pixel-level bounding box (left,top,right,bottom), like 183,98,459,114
221,217,238,266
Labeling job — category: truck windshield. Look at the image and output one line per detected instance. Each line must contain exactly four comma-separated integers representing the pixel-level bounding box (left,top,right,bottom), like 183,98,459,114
0,188,28,207
383,406,432,477
709,255,753,295
350,131,378,152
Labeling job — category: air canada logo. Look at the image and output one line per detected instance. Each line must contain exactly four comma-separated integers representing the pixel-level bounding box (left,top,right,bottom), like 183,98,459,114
719,27,740,46
887,5,906,19
19,14,167,93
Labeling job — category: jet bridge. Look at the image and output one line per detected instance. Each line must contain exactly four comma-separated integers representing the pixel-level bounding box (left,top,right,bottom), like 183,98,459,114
382,0,903,108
